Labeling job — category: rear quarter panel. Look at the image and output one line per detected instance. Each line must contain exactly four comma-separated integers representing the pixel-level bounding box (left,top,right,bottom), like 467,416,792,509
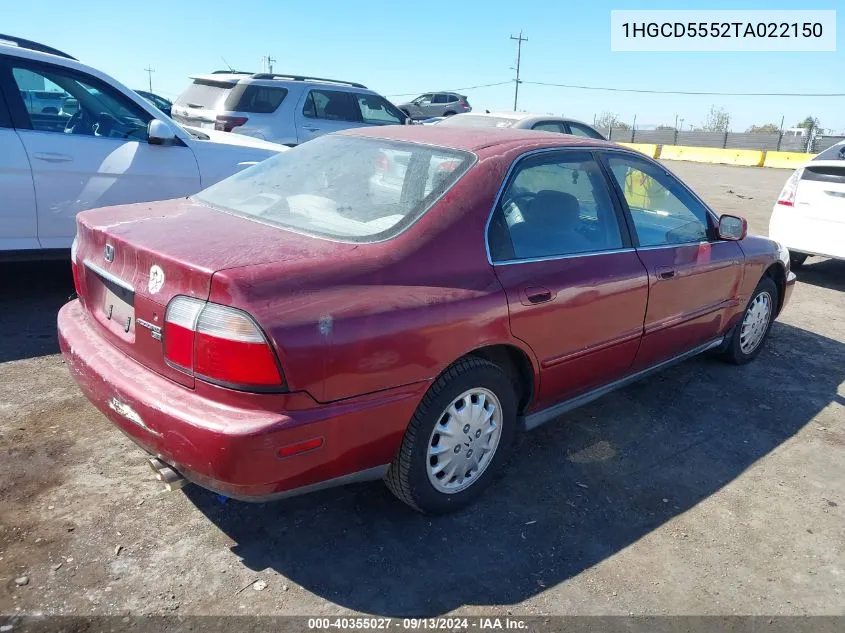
209,152,540,403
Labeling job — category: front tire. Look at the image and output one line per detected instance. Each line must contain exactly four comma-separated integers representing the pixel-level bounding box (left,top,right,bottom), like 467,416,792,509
721,276,778,365
384,358,517,514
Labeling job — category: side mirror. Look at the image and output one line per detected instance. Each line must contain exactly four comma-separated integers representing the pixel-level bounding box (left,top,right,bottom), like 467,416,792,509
718,214,747,241
148,119,178,146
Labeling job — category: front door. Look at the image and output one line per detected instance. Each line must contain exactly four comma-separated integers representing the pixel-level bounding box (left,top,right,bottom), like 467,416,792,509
488,150,649,408
603,152,744,370
3,58,200,249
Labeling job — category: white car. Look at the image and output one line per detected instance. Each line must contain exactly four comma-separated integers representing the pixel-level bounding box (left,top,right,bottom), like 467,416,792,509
0,35,286,258
769,140,845,268
171,72,409,146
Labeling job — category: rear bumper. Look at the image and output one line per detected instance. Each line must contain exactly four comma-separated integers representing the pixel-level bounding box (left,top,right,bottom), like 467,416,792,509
58,299,427,501
770,204,845,261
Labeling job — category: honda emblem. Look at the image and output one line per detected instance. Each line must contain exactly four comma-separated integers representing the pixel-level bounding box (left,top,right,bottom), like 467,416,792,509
104,244,115,263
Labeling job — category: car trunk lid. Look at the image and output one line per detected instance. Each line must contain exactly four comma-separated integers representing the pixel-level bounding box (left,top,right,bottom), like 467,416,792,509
796,161,845,222
73,199,357,388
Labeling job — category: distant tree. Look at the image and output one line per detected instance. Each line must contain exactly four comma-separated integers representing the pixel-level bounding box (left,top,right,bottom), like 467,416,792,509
702,105,730,132
595,112,630,130
797,116,823,134
746,123,779,134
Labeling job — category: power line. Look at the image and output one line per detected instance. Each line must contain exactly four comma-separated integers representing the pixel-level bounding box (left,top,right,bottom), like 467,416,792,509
522,80,845,97
385,81,511,98
510,31,527,111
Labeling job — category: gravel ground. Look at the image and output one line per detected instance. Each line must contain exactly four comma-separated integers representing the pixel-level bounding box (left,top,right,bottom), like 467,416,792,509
1,162,843,617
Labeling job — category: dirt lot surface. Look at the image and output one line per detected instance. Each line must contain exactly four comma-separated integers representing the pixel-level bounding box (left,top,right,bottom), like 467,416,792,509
1,162,843,618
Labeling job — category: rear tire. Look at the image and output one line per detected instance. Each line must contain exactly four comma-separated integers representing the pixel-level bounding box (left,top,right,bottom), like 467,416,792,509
789,252,808,269
720,276,778,365
443,110,456,117
384,358,517,514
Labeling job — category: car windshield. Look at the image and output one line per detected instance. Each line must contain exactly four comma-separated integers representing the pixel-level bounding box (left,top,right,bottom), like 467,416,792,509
437,115,519,128
193,135,474,242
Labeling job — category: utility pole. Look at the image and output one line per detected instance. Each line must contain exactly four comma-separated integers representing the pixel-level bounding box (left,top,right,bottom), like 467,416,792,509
510,31,527,111
144,66,154,93
262,55,277,74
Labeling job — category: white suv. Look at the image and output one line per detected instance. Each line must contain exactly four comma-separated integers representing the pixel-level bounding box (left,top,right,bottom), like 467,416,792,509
0,35,286,258
171,72,410,146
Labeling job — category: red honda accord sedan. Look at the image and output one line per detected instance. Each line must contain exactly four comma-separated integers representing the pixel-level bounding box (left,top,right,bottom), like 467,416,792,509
58,125,795,513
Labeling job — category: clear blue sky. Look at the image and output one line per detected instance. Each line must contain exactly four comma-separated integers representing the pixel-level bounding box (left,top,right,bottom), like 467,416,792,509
4,0,842,132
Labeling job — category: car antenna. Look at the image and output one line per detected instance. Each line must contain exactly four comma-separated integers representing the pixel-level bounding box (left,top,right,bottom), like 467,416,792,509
221,56,235,72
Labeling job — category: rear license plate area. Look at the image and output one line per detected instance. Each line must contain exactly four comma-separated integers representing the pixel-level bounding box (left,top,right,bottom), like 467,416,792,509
86,265,136,339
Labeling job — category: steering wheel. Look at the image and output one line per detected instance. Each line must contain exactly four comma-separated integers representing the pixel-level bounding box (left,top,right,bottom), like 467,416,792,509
64,109,93,135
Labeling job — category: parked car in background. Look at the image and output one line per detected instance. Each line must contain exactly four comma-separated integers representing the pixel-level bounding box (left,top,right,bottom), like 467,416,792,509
418,117,445,125
769,140,845,268
397,92,471,119
135,90,172,117
171,71,409,146
59,125,794,514
437,112,606,139
0,36,286,258
18,89,77,116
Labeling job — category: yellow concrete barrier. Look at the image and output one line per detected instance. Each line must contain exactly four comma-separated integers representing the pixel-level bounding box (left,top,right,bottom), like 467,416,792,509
763,151,816,169
660,145,764,167
618,142,660,158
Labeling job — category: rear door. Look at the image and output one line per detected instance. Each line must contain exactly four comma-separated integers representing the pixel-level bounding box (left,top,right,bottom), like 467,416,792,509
602,151,743,370
0,77,38,252
295,88,362,143
2,57,200,249
488,149,648,408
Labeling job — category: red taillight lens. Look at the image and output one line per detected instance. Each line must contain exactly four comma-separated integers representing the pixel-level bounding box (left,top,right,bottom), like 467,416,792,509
164,297,284,390
776,168,803,207
214,115,248,132
459,99,469,108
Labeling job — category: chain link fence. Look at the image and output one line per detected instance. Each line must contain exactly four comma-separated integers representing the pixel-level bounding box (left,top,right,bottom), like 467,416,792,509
596,127,845,154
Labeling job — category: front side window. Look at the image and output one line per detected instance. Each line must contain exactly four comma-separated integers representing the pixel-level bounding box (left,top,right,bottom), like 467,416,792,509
432,94,449,104
355,94,404,125
488,152,624,262
11,63,150,140
605,154,711,246
193,135,473,242
414,93,434,104
302,89,360,122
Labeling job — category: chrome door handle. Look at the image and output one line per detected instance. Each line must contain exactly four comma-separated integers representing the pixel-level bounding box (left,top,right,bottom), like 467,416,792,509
304,127,321,132
32,152,73,163
657,267,676,280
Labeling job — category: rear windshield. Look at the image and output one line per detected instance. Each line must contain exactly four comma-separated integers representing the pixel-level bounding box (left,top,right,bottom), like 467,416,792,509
174,80,234,109
193,135,474,242
224,84,288,113
437,115,517,128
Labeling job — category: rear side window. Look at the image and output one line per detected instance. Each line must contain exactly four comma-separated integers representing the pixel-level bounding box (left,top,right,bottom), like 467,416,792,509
432,94,448,104
532,121,566,133
174,80,234,109
224,84,288,113
303,89,360,122
488,152,624,262
567,122,605,140
193,135,473,242
813,143,845,161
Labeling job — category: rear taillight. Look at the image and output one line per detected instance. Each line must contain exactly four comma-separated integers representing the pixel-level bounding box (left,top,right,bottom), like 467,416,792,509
214,115,248,132
70,236,81,296
459,98,469,108
776,168,803,207
164,296,284,390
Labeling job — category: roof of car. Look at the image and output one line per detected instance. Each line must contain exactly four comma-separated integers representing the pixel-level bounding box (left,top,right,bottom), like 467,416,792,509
341,124,615,152
450,112,595,126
